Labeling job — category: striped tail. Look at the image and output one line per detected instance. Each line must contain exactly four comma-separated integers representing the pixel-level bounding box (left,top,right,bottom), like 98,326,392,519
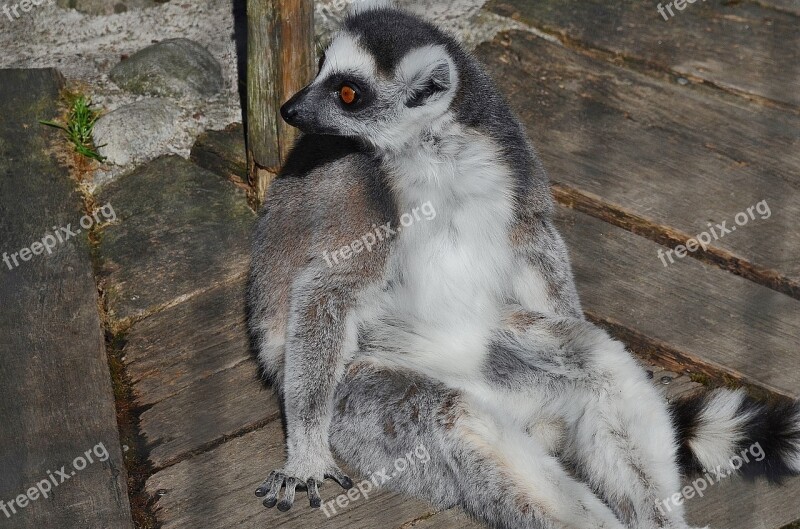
671,388,800,481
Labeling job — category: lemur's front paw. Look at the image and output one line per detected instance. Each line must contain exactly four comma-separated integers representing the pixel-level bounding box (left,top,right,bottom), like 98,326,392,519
255,463,353,511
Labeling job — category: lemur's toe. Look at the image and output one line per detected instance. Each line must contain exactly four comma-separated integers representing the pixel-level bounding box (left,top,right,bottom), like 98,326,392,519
255,471,276,497
307,478,322,508
277,477,299,511
325,468,354,489
260,471,285,508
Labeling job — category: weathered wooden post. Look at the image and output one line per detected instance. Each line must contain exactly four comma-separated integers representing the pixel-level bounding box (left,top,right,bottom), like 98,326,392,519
247,0,315,204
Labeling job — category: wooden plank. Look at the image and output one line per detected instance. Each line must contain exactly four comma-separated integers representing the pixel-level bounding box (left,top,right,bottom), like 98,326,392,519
486,0,800,108
124,280,251,407
121,279,277,468
555,204,800,400
475,30,800,297
0,68,133,528
141,359,279,470
145,421,432,529
96,155,254,325
684,473,800,529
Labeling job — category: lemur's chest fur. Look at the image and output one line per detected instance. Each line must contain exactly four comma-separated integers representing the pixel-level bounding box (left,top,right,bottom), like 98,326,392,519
387,126,515,319
356,124,526,376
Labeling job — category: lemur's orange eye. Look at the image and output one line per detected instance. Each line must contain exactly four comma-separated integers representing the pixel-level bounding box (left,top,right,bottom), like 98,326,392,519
340,85,357,105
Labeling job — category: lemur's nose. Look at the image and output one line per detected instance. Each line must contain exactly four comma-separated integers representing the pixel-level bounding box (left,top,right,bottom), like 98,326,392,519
280,103,299,125
280,85,311,127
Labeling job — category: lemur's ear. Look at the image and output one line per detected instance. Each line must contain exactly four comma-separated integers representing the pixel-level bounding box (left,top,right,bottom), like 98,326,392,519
397,45,457,108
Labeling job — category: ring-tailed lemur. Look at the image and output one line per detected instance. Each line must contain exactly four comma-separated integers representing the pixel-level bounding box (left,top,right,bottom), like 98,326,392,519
247,4,800,528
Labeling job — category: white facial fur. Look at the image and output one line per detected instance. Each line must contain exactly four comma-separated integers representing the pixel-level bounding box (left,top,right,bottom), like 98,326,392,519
316,32,377,82
380,44,460,150
314,34,459,151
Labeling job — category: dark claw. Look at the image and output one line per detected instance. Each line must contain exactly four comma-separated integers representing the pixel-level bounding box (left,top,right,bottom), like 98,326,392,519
262,472,285,508
277,477,298,511
325,469,354,490
307,478,321,508
255,471,276,497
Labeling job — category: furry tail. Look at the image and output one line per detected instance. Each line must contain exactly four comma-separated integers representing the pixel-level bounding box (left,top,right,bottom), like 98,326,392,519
671,388,800,481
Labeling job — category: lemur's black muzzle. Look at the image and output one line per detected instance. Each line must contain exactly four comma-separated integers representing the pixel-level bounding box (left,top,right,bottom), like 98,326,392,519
280,85,312,128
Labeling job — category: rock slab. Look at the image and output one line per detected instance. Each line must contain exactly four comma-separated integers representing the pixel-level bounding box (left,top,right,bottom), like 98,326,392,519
96,155,254,322
109,38,223,99
93,98,181,166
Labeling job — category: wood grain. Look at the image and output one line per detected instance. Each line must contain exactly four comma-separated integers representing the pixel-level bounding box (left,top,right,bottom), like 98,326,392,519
141,359,279,470
145,421,433,529
121,279,277,469
124,280,251,408
277,0,315,162
96,156,254,324
246,0,314,201
476,30,800,297
556,205,800,400
684,473,800,529
0,68,133,529
246,0,281,171
486,0,800,107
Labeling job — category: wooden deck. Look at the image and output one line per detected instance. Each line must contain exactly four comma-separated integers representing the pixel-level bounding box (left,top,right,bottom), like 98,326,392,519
1,1,799,528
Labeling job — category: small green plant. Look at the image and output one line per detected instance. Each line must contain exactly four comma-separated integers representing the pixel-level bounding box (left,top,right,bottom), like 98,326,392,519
40,95,106,162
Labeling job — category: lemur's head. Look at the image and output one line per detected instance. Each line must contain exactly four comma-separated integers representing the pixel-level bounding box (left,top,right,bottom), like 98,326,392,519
280,3,464,151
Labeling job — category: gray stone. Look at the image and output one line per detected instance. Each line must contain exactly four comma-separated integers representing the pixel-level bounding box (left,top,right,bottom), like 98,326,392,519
93,98,182,166
189,123,247,184
109,38,223,99
56,0,165,16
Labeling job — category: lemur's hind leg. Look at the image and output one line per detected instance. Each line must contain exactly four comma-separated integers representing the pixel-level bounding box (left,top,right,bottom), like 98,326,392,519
330,361,626,529
494,316,698,529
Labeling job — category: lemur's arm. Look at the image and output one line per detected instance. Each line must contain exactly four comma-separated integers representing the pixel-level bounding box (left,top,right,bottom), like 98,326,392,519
257,263,358,510
512,213,583,318
255,163,394,511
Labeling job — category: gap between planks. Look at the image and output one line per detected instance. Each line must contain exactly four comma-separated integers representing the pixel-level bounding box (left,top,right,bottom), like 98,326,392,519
553,183,799,300
484,0,800,113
